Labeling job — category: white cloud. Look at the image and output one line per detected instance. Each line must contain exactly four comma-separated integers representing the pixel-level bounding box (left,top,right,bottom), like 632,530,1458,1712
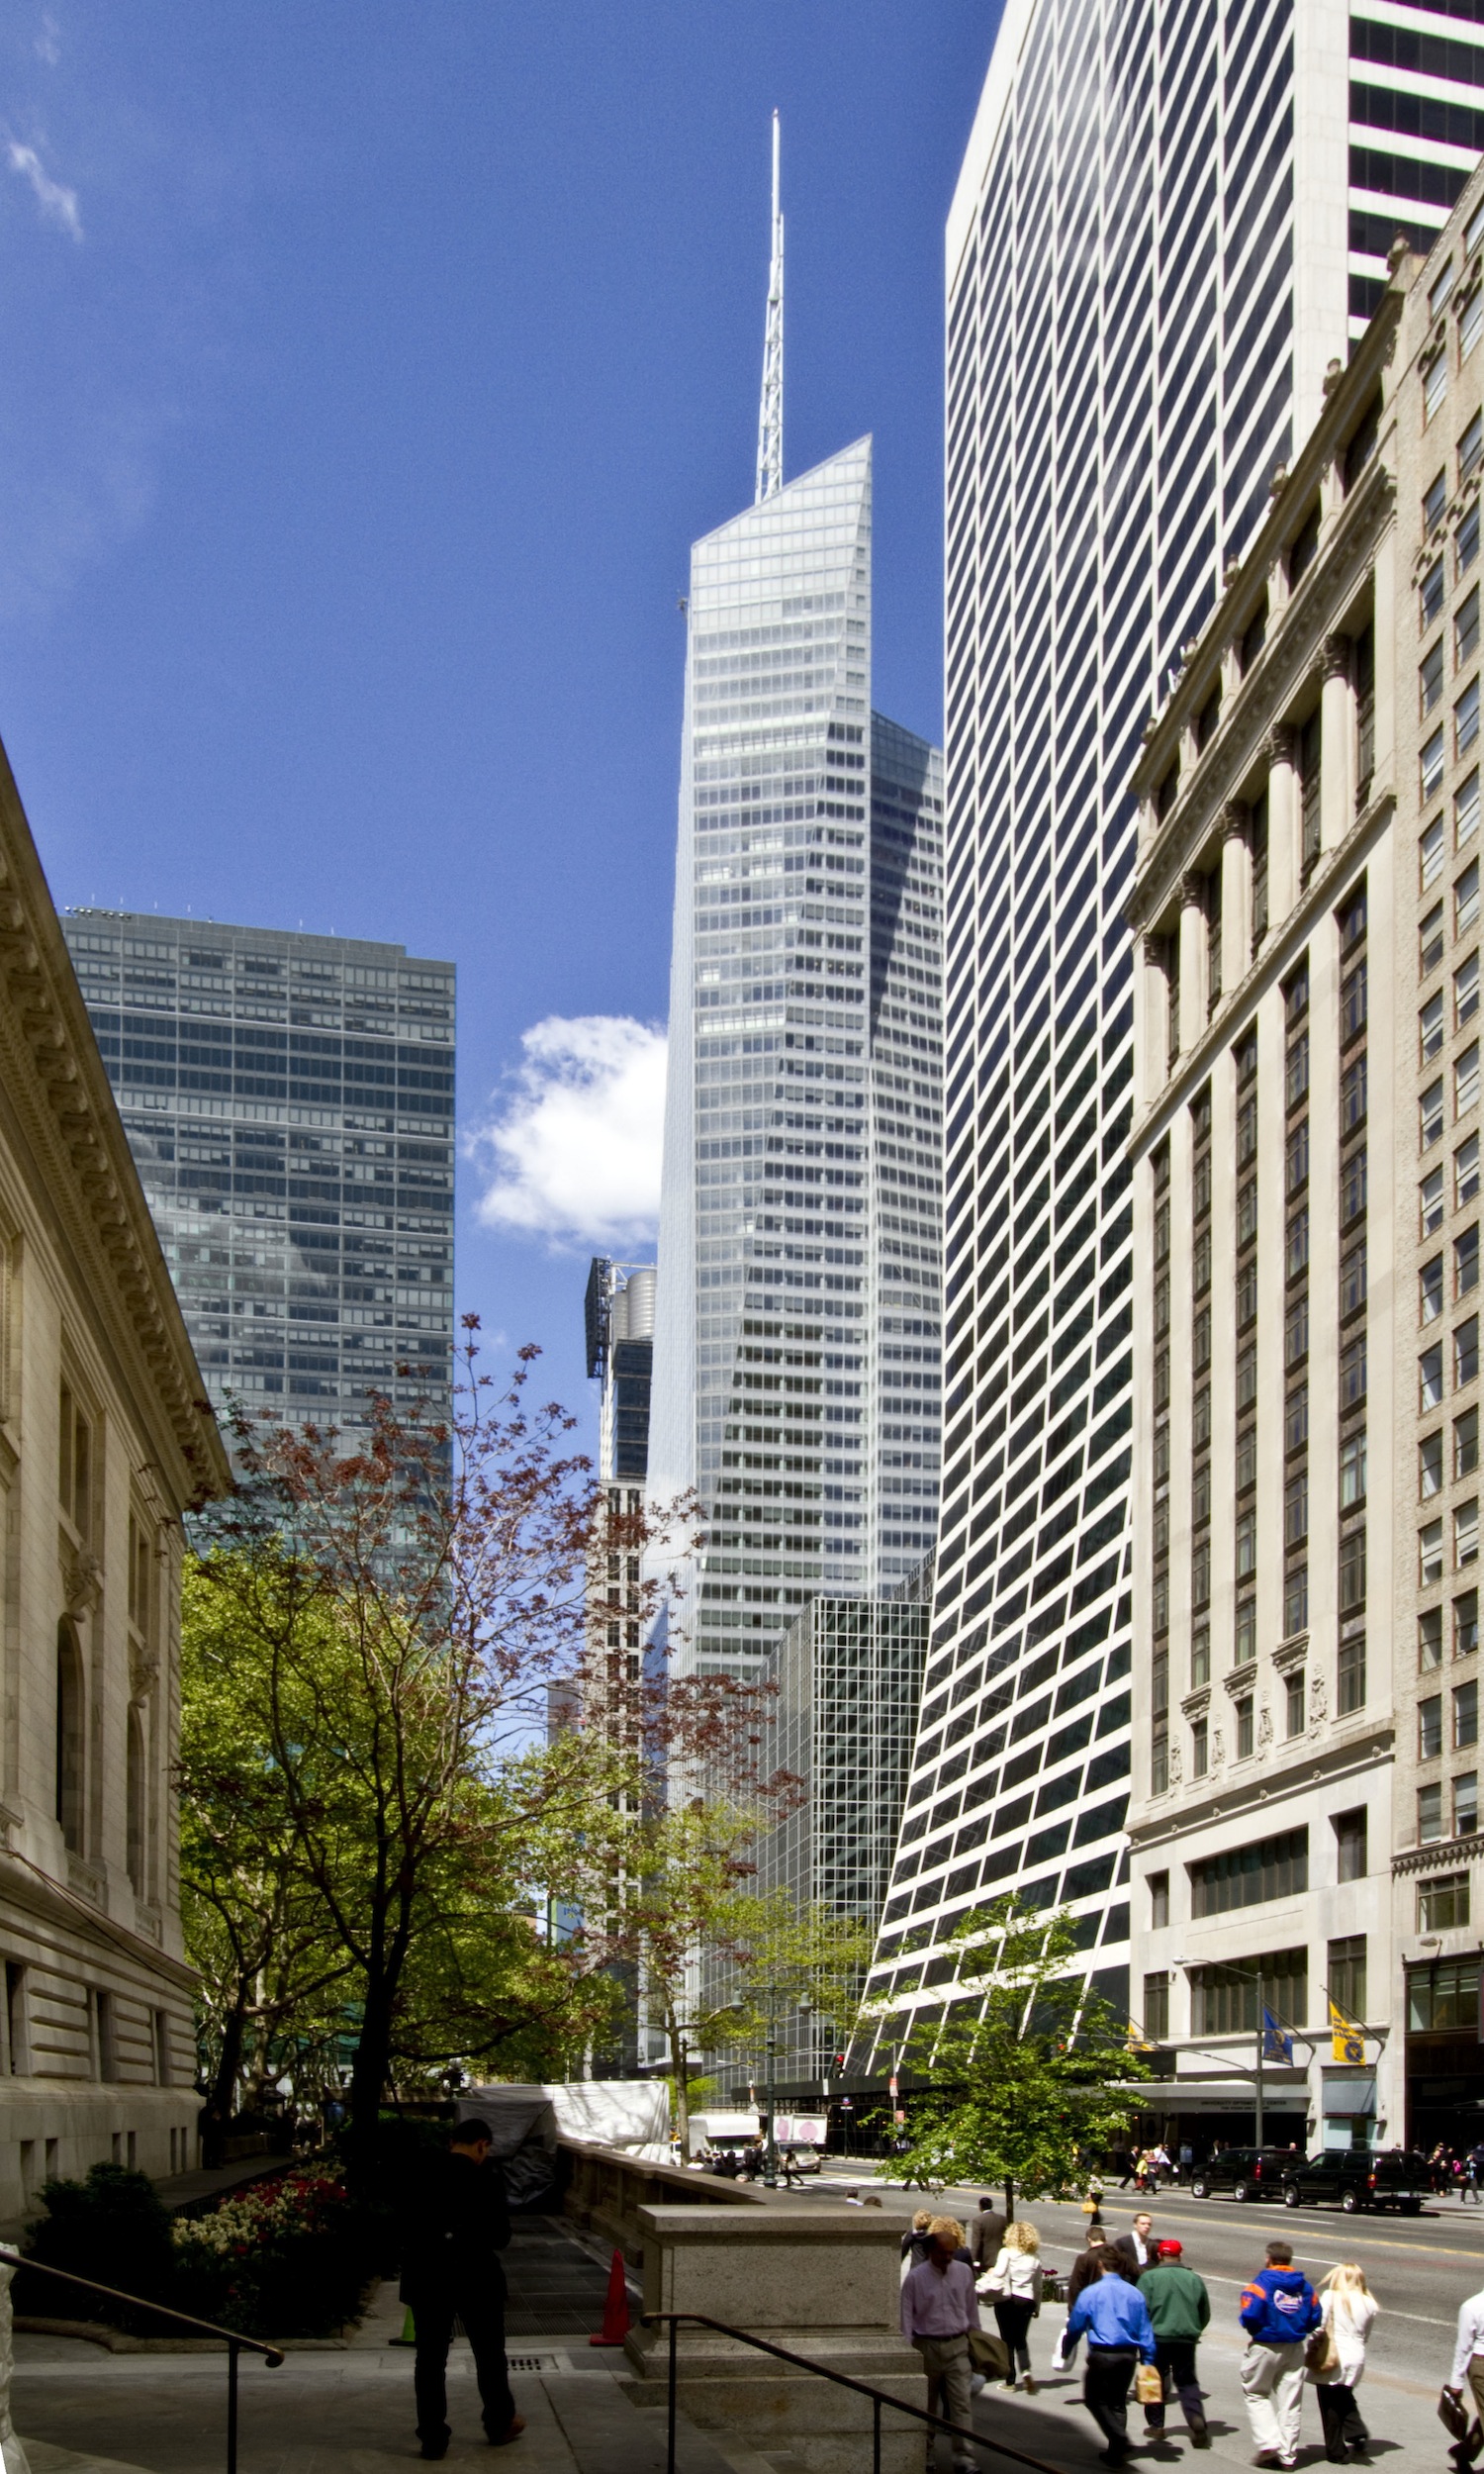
469,1015,667,1251
34,16,60,66
7,139,80,239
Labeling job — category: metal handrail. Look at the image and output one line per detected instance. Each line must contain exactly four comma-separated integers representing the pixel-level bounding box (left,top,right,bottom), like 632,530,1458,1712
641,2310,1068,2474
0,2243,283,2472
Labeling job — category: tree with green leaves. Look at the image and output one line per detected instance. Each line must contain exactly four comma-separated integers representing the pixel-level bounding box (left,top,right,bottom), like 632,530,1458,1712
866,1894,1146,2217
181,1325,786,2139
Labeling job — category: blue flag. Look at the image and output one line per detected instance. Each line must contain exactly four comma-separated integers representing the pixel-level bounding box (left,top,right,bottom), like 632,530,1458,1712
1261,2005,1294,2063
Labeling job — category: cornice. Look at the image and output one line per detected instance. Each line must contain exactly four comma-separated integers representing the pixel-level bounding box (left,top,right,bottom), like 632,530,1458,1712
1130,290,1406,800
1129,460,1395,931
1393,1835,1484,1878
0,1848,195,1989
1127,1723,1395,1852
0,738,230,1513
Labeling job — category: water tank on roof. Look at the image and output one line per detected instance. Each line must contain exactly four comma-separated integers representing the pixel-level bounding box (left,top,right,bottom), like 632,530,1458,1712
622,1267,656,1340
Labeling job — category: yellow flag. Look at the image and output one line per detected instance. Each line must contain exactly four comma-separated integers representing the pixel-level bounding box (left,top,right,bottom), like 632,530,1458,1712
1329,2000,1364,2065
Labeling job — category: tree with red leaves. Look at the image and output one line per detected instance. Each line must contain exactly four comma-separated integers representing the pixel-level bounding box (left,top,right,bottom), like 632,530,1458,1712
185,1321,788,2139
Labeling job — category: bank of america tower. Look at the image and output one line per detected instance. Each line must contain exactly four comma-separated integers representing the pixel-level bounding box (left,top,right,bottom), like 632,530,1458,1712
859,0,1484,2055
649,124,945,1677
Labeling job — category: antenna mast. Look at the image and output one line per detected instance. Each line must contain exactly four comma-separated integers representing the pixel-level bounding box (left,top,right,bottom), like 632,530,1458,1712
755,111,784,503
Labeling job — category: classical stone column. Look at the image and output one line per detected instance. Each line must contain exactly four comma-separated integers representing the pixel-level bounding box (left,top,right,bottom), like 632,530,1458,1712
1265,724,1299,929
1220,806,1251,997
1319,635,1353,857
1178,874,1206,1054
1140,931,1170,1100
0,2261,32,2474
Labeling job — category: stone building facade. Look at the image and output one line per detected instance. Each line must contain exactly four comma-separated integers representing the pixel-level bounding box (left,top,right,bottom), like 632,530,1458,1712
1129,168,1484,2153
0,740,229,2219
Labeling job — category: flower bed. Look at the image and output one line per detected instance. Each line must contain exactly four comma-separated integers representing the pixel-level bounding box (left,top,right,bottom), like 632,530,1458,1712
172,2162,368,2337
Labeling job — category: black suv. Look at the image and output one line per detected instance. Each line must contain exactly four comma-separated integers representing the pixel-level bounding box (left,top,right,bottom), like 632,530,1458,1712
1187,2147,1294,2202
1280,2149,1428,2214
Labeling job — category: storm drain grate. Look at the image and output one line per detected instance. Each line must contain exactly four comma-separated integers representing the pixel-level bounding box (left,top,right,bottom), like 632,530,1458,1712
507,2352,564,2374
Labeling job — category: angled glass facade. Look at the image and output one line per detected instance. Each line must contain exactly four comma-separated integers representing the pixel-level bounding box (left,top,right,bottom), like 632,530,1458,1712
860,0,1484,2068
649,438,944,1678
60,911,454,1438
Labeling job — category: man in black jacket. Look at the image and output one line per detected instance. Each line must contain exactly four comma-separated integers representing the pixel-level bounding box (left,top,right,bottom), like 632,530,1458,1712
401,2119,523,2459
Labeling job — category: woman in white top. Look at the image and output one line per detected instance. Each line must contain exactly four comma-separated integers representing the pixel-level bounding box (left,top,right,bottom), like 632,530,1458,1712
1313,2263,1378,2462
978,2219,1044,2394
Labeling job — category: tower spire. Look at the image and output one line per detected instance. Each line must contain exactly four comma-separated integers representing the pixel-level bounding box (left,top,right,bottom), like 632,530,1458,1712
755,111,784,503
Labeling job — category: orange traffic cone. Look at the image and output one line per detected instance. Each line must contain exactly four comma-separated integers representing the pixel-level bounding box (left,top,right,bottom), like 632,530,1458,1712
589,2245,630,2346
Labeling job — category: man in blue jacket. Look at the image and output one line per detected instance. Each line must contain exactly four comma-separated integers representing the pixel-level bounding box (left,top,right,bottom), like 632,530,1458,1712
1066,2258,1157,2467
1238,2238,1321,2468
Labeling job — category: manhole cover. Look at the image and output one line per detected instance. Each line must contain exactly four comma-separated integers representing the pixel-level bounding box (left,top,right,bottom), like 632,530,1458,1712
508,2352,564,2374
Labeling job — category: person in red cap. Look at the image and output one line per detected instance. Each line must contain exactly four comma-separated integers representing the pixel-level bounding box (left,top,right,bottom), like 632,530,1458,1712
1136,2237,1212,2448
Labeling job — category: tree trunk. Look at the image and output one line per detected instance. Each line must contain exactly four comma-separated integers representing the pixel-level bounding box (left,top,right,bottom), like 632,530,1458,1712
203,1994,249,2169
671,2010,691,2160
349,1975,396,2141
1004,2176,1015,2225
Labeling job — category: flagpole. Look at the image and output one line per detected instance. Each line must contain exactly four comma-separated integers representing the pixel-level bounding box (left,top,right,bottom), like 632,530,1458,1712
1254,2011,1264,2149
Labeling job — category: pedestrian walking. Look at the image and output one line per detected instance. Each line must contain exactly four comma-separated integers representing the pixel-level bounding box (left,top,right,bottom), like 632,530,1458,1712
1112,2211,1157,2278
1311,2263,1377,2463
978,2218,1044,2394
968,2193,1008,2270
1238,2237,1322,2470
900,2214,980,2474
1055,2228,1114,2372
1444,2271,1484,2463
901,2207,936,2278
399,2118,523,2460
1137,2237,1211,2449
1065,2254,1157,2468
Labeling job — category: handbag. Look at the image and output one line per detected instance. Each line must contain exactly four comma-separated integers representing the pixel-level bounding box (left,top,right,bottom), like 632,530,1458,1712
1305,2325,1340,2379
968,2328,1010,2377
1438,2386,1472,2441
1134,2364,1163,2407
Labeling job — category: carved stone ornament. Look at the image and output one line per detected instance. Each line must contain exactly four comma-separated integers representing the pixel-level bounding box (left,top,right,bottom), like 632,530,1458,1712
1179,871,1206,909
1309,1672,1329,1727
1265,724,1298,767
129,1641,159,1704
1220,802,1250,841
1211,1727,1225,1769
1167,1743,1183,1786
1257,1700,1274,1748
1319,633,1352,683
1142,933,1167,968
62,1547,103,1622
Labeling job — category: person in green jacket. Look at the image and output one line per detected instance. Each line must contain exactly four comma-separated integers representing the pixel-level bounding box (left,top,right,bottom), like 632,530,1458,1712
1138,2238,1211,2449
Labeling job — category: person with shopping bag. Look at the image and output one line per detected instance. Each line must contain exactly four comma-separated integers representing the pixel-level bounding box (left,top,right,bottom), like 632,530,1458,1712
1238,2237,1322,2469
1137,2238,1211,2449
1309,2263,1377,2463
1065,2255,1158,2469
977,2219,1044,2394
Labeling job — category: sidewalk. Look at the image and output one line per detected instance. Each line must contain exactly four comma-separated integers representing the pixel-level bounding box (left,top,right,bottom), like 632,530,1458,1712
9,2225,786,2474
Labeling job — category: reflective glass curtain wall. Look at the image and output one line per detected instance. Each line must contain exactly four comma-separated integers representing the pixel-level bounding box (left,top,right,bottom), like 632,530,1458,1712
649,439,944,1676
860,0,1484,2061
61,912,455,1440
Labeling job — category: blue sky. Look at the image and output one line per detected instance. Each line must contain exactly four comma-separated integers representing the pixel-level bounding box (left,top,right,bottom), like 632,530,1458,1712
0,1,994,1448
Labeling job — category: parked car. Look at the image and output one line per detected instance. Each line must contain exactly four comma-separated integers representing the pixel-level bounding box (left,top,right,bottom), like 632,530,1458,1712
1279,2147,1428,2213
1187,2147,1296,2201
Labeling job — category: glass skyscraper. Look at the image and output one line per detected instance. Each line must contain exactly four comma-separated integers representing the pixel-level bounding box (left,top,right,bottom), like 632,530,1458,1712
59,911,454,1439
648,436,945,1679
859,0,1484,2063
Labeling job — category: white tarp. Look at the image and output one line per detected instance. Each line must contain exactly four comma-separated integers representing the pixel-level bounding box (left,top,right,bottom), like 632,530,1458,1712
466,2078,670,2162
547,2079,670,2155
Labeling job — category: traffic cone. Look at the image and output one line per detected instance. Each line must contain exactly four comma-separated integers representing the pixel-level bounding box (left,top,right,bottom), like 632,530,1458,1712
390,2304,416,2347
589,2246,630,2346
